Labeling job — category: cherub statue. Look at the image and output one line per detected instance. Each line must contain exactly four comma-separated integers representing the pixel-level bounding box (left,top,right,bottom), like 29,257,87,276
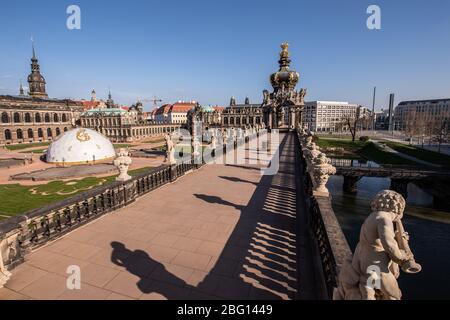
334,190,421,300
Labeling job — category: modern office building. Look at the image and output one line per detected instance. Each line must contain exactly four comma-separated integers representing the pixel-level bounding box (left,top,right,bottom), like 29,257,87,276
303,101,365,132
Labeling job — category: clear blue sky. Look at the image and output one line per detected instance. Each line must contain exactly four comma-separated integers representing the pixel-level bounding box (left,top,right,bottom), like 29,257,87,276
0,0,449,111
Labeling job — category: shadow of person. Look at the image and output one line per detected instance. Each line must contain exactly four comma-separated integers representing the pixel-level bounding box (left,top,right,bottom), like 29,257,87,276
219,176,258,186
194,194,245,211
110,241,191,298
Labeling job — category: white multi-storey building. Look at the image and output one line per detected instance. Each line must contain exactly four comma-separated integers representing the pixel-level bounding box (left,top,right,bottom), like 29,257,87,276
303,101,361,132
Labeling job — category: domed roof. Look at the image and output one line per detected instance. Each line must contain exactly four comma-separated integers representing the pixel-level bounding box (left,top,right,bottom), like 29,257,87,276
46,128,116,165
270,42,299,91
201,106,215,113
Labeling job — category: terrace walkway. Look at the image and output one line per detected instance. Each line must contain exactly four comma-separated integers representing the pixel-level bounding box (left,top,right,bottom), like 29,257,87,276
0,133,319,300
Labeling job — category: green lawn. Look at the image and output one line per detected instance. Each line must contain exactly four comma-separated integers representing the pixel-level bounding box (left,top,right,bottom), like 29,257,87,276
113,144,133,149
358,142,418,166
0,166,153,218
316,137,419,166
5,142,50,151
383,141,450,167
316,138,365,152
19,148,47,154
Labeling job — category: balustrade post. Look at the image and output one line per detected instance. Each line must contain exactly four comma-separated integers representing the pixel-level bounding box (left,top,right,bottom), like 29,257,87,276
170,164,177,182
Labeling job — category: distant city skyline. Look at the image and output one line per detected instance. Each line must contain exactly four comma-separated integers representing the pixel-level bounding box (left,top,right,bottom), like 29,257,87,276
0,0,449,111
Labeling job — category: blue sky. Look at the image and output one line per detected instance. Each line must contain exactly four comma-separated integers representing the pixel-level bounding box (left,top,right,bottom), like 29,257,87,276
0,0,449,111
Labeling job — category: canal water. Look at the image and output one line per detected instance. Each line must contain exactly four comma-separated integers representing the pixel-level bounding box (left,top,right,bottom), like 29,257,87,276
327,173,450,299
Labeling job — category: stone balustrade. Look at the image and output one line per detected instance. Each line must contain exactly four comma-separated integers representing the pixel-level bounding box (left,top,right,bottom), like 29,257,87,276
0,126,264,287
295,129,352,299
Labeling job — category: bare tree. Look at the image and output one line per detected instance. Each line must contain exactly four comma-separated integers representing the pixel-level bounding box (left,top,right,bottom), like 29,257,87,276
340,106,362,142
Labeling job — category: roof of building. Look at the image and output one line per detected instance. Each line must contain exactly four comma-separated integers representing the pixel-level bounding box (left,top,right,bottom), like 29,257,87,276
398,99,450,106
155,102,195,115
0,94,81,105
81,107,128,116
227,104,261,109
305,101,355,105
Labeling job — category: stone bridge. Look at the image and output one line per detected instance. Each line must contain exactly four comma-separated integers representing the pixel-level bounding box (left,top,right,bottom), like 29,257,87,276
331,159,450,197
0,131,350,300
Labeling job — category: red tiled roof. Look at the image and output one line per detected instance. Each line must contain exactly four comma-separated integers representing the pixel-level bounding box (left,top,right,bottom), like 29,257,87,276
170,104,194,113
82,100,102,110
155,104,172,115
155,102,195,115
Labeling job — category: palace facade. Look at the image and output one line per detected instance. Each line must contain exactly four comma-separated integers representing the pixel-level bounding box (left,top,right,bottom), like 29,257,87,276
0,46,83,145
80,95,180,142
190,42,306,132
221,97,263,127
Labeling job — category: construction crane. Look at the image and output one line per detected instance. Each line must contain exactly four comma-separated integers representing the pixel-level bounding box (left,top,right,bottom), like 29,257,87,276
140,96,163,110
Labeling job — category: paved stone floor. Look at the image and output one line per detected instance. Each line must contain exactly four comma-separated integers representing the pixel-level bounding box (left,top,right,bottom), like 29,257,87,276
0,133,316,300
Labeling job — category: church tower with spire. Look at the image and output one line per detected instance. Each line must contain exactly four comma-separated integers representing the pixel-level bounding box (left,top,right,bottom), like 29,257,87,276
27,41,48,98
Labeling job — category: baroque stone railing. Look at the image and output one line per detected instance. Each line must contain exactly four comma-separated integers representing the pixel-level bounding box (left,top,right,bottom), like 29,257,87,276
0,127,264,286
295,129,352,299
0,164,184,275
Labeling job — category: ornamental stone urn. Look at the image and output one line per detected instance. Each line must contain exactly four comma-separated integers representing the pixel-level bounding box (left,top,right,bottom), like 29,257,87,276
114,148,132,182
304,143,321,168
311,153,336,195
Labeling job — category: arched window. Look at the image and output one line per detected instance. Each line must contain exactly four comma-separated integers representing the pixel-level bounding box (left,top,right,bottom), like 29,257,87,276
25,113,31,123
4,129,11,140
62,114,67,122
38,128,43,138
53,113,59,122
64,127,68,132
44,113,50,123
35,113,41,123
56,128,61,136
47,128,53,137
2,112,9,123
13,112,20,123
27,128,34,139
16,129,23,140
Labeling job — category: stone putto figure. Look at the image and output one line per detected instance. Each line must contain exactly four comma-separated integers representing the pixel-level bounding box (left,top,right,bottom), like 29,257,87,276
164,133,176,165
114,148,132,182
334,190,421,300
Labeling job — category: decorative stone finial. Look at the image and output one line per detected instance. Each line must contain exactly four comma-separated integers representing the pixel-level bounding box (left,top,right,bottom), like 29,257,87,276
311,153,336,195
114,148,132,182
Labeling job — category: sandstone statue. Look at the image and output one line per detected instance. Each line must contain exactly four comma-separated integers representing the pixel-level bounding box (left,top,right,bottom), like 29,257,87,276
334,190,421,300
164,133,176,165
